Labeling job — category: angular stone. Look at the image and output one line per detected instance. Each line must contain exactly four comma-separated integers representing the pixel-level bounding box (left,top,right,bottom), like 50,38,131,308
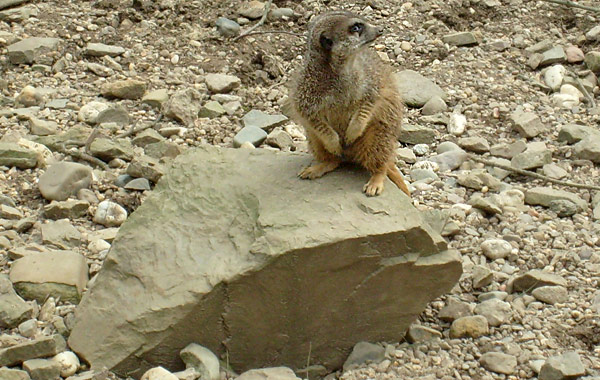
124,178,151,191
145,141,183,160
406,325,442,343
38,162,93,202
472,265,493,289
0,335,66,367
439,298,472,322
428,150,468,172
543,163,568,179
524,187,586,212
473,299,511,327
394,70,447,107
0,142,38,169
41,220,81,249
531,286,568,304
126,156,164,183
457,170,501,191
0,274,32,328
265,128,294,151
198,101,226,118
132,129,165,148
491,140,527,159
585,51,600,73
480,352,517,375
469,195,502,215
101,79,147,100
458,137,490,153
511,143,551,170
89,138,134,162
10,250,88,303
0,367,31,380
204,74,241,94
0,0,27,10
7,38,61,65
0,204,22,219
539,352,585,380
343,342,385,371
233,126,268,147
442,32,478,46
179,344,219,380
142,89,169,109
23,358,61,380
512,270,567,292
236,367,301,380
163,88,203,126
242,110,288,131
35,125,92,151
510,111,546,138
421,95,447,115
573,137,600,163
558,124,599,144
239,1,265,19
43,200,89,220
449,316,489,338
215,17,240,38
29,118,58,136
96,104,130,126
398,124,438,145
68,146,461,377
85,43,125,57
540,46,566,67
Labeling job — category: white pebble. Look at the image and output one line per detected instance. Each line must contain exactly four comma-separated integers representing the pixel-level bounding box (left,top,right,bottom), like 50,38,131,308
53,351,80,377
141,366,179,380
93,200,128,227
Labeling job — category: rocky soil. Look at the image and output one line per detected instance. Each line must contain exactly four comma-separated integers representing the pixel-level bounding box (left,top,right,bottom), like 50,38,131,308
0,0,599,379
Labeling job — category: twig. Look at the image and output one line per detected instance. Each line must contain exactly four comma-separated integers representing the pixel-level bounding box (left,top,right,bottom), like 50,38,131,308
539,0,600,12
84,127,101,154
468,153,600,191
234,30,304,39
569,70,596,107
116,114,163,138
234,0,273,41
56,143,109,170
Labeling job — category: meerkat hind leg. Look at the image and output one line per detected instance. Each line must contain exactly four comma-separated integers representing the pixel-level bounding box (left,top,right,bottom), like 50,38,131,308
298,160,340,180
363,171,386,196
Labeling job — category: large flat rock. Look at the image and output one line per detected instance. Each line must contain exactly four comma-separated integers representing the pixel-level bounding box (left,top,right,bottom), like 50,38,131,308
68,146,461,378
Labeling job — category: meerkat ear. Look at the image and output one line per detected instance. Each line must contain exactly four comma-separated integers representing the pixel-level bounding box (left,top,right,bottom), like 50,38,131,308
319,34,333,51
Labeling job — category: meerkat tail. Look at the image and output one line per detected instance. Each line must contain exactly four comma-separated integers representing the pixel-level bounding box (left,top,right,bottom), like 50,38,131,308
386,162,411,197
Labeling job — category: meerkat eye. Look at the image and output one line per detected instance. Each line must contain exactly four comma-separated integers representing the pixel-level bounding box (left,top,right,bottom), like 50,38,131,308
350,23,364,34
319,34,333,51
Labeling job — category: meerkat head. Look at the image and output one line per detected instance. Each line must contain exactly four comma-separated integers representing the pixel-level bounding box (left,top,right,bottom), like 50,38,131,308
307,11,382,66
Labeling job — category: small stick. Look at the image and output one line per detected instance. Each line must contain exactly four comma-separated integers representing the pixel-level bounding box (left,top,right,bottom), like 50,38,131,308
539,0,600,12
56,144,109,170
234,0,273,41
468,153,600,191
84,127,101,154
570,71,596,108
116,114,163,138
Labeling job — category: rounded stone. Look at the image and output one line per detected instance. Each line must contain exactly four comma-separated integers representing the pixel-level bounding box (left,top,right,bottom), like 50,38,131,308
93,200,127,227
52,351,80,377
38,162,93,201
481,239,512,260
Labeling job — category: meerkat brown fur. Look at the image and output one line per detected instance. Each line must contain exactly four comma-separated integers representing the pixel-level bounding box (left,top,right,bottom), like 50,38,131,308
289,10,410,197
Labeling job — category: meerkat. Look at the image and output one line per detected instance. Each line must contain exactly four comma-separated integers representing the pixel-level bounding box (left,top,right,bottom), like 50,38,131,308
289,10,410,197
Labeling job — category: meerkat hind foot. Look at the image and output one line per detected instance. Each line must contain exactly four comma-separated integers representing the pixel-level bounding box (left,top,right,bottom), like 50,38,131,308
363,172,386,196
298,161,340,180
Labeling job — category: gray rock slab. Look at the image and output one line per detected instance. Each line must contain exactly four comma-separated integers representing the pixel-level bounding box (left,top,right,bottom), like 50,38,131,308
29,118,58,136
540,46,567,67
0,335,66,367
524,187,586,212
23,358,61,380
34,125,92,151
449,316,489,338
10,250,88,303
41,220,82,249
38,162,93,201
428,150,467,172
343,342,385,372
394,70,447,107
558,124,599,144
532,285,568,304
398,124,438,145
242,110,288,131
7,38,61,65
198,101,226,118
96,105,130,126
236,367,301,380
406,325,442,343
0,5,38,23
511,144,552,170
126,155,164,183
0,274,32,328
43,200,89,220
585,51,600,73
163,88,203,127
0,367,31,380
511,270,567,292
0,0,27,10
89,138,134,162
204,74,241,94
124,178,151,191
473,299,511,327
510,111,546,138
0,142,38,169
573,136,600,163
480,352,517,375
539,352,585,380
215,17,240,37
458,137,490,153
101,79,146,100
132,129,165,148
442,32,478,46
85,43,125,57
68,146,461,377
233,126,268,147
142,89,169,109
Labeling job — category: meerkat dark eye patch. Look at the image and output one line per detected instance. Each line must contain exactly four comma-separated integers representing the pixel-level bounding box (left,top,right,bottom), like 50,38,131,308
320,34,333,51
350,23,364,34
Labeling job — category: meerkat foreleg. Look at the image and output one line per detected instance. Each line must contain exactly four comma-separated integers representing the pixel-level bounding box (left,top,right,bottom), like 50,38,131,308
299,127,342,179
363,169,387,196
345,101,375,146
311,121,343,156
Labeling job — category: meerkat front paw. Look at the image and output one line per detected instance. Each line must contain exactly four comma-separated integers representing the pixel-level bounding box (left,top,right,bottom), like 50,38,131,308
363,173,386,196
298,161,341,179
323,136,343,156
345,121,364,146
